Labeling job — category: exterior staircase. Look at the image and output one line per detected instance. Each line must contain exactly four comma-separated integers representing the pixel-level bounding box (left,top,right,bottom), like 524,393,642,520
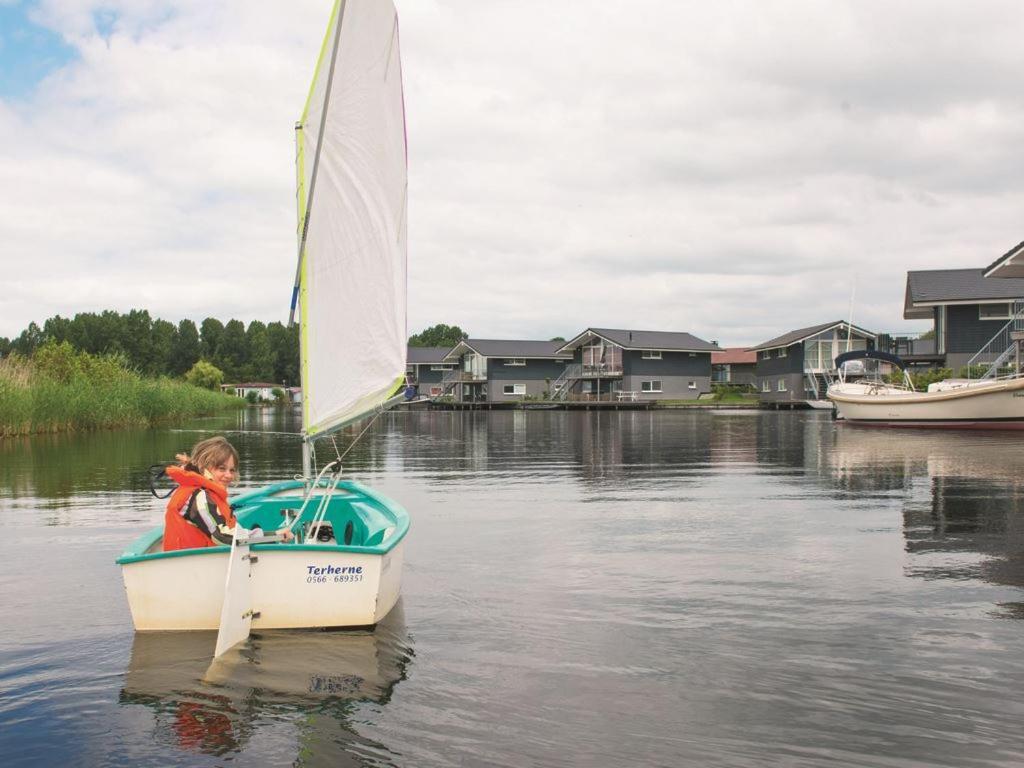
549,363,582,401
966,300,1024,380
437,369,462,397
804,368,834,400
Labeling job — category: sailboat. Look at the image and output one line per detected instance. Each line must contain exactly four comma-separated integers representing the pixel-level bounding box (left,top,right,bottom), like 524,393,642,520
117,0,410,654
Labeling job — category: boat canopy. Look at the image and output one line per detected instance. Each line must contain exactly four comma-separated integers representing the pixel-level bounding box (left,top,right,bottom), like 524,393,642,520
834,349,907,370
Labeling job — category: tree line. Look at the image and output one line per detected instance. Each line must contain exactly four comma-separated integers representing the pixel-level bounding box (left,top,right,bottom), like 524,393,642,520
0,316,478,385
0,311,300,385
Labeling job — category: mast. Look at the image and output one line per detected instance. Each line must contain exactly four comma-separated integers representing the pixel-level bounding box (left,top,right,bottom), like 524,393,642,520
292,0,348,483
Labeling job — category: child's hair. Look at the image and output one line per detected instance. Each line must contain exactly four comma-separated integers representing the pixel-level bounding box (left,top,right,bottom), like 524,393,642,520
178,436,239,473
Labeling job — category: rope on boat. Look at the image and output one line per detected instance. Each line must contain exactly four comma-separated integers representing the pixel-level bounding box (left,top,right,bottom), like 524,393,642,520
289,410,387,541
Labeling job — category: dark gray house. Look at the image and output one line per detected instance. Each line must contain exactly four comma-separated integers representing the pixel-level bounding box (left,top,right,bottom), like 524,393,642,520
904,268,1024,373
441,340,571,402
406,346,454,397
751,320,875,403
554,328,718,401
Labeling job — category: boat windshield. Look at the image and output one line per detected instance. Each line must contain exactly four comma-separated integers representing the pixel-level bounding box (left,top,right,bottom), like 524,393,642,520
836,354,914,390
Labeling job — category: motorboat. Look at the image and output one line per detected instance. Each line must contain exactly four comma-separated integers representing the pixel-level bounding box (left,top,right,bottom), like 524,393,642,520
827,349,1024,429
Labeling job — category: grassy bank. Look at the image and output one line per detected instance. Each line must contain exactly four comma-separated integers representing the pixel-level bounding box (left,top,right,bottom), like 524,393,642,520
0,342,244,437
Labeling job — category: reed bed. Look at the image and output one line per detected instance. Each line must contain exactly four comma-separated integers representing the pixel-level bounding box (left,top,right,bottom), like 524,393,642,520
0,344,243,437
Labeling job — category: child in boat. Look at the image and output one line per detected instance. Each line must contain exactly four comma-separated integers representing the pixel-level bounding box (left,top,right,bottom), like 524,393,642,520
162,436,293,551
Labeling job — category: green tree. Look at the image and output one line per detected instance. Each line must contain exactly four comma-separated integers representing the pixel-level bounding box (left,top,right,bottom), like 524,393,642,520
245,320,273,381
12,322,43,355
0,337,11,357
217,319,247,381
408,323,468,348
267,321,300,386
149,319,176,376
43,315,72,344
170,319,201,376
549,336,566,342
121,309,154,372
200,318,224,362
184,359,225,390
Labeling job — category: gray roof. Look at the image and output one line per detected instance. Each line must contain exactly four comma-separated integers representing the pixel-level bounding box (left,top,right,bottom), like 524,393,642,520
983,240,1024,278
445,339,572,360
904,268,1024,318
558,327,719,353
750,320,875,352
406,346,452,364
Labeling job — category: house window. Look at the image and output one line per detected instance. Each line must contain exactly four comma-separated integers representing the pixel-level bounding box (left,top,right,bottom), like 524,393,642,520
504,358,526,366
979,303,1013,320
761,350,771,360
761,379,770,393
641,380,662,393
429,386,442,396
503,384,526,396
687,381,696,389
777,378,787,392
641,350,662,359
777,347,787,358
431,364,454,371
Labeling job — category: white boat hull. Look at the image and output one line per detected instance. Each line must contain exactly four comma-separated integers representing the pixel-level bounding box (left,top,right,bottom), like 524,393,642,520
118,479,409,632
828,377,1024,428
122,541,404,631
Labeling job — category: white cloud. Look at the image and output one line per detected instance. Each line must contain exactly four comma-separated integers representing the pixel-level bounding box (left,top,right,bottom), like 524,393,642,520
3,0,1024,346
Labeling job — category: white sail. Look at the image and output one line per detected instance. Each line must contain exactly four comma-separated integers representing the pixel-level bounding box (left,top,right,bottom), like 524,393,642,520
297,0,407,438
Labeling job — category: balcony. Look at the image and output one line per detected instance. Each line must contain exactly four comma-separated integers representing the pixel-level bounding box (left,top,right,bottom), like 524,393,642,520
442,369,487,385
579,363,623,377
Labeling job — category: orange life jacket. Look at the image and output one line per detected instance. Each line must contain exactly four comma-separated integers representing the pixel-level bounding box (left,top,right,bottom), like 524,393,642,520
162,465,237,552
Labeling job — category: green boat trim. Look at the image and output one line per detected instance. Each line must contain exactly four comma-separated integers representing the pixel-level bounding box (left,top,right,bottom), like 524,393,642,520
117,478,410,566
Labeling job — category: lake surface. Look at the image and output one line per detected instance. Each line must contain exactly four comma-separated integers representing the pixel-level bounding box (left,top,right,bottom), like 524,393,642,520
3,408,1024,767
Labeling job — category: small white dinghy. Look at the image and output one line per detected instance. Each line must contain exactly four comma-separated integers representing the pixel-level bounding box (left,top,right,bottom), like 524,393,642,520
118,0,411,656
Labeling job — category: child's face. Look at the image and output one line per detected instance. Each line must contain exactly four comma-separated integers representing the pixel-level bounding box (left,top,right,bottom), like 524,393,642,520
206,457,237,486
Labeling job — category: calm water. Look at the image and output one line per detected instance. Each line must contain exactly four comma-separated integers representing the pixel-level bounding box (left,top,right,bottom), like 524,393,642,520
3,408,1024,767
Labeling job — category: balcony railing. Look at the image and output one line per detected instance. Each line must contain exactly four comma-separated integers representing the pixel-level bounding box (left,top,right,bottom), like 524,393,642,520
579,364,623,377
443,370,487,383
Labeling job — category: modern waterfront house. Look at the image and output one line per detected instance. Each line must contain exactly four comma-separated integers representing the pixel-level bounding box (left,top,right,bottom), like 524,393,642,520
904,267,1024,373
406,346,454,397
711,347,757,388
440,339,572,402
750,321,875,404
553,328,718,401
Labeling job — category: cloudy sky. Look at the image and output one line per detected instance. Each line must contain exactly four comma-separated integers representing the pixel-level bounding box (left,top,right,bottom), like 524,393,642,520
2,0,1023,346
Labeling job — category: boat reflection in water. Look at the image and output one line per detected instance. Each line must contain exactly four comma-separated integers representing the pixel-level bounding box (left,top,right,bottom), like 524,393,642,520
825,427,1024,604
118,601,412,761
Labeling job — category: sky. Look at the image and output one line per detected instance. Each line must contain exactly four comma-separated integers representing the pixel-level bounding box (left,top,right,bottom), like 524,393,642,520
2,0,1024,346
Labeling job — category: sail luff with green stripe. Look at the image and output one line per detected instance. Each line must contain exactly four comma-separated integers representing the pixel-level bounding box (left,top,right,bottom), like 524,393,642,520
295,0,408,440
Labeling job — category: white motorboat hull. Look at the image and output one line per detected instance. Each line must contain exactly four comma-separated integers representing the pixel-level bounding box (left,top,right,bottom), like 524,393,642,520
828,377,1024,428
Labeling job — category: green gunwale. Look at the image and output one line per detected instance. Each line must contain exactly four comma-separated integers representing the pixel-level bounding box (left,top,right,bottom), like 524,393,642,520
116,478,409,566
